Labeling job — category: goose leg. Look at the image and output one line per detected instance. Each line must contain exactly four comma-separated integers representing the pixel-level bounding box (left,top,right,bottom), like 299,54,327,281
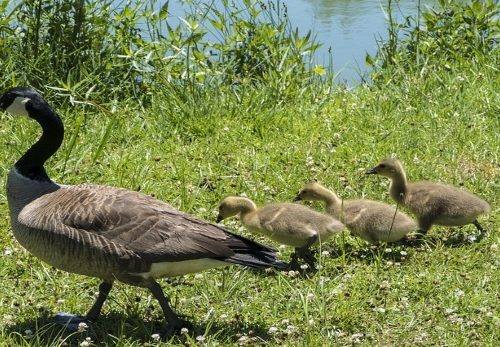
54,280,114,330
86,280,114,321
147,278,192,338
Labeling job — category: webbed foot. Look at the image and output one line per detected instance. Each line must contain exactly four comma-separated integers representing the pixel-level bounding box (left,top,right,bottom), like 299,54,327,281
54,312,91,332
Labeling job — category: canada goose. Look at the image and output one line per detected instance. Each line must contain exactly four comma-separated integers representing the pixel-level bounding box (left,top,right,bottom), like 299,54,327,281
216,196,345,268
294,182,417,244
0,87,285,337
366,158,490,236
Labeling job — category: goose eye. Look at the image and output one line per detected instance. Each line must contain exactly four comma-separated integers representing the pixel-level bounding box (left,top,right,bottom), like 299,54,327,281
379,164,386,169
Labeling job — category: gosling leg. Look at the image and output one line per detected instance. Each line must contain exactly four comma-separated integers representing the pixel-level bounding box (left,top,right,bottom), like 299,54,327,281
147,278,192,338
296,235,318,270
472,220,488,239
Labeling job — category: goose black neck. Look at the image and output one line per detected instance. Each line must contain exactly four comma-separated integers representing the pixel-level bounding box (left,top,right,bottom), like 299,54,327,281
15,103,64,182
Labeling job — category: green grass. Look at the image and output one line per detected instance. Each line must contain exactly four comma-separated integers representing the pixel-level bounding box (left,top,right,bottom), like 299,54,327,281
1,0,499,345
0,50,498,346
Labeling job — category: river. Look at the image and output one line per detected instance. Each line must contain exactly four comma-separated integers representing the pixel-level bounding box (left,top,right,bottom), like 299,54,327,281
165,0,436,84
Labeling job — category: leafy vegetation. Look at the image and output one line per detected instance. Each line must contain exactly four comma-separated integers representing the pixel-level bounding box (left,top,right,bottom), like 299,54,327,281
368,0,500,84
0,0,322,104
0,0,498,346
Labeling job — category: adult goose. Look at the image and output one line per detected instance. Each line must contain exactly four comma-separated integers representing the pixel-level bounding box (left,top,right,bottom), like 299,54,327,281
0,87,285,337
216,196,345,269
294,181,417,244
366,158,490,237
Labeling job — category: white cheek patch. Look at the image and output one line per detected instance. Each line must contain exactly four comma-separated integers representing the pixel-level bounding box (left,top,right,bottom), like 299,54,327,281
6,96,31,117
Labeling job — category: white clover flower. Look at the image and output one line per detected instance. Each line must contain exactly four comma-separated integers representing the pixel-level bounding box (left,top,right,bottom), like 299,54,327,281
373,307,386,313
321,250,330,256
194,273,204,280
196,335,205,342
308,318,315,326
78,322,88,332
151,333,161,341
220,314,228,320
400,250,407,256
351,332,364,343
380,280,391,289
444,308,455,315
4,248,12,256
385,248,392,253
24,329,33,338
181,327,189,334
455,289,465,298
281,319,290,325
268,326,279,334
300,264,309,270
467,234,477,242
238,335,249,343
80,342,90,347
306,292,314,300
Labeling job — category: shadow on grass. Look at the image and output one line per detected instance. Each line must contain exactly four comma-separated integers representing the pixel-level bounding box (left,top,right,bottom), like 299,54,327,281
324,229,488,264
4,310,272,345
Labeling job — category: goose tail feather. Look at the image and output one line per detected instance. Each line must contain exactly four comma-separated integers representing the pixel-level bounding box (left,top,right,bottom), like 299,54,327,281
223,231,288,270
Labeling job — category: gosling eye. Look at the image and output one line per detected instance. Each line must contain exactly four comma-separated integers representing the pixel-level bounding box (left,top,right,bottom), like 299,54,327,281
379,164,386,169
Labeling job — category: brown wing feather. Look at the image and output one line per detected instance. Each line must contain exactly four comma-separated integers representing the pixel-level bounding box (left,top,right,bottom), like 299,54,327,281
19,184,270,266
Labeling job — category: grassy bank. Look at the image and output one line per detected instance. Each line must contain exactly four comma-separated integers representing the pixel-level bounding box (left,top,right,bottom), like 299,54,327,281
0,0,499,346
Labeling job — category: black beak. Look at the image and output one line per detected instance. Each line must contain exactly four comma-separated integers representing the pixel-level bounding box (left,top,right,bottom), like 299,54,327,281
216,215,223,223
365,168,377,175
292,195,302,202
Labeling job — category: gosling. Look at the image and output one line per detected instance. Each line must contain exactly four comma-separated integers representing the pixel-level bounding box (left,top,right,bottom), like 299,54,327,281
294,181,417,244
217,196,345,269
366,158,490,236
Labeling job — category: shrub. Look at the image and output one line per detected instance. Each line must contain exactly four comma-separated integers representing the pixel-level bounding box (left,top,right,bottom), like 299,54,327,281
368,0,500,85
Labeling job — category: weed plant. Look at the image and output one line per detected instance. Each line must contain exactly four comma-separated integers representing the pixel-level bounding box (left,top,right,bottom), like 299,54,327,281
0,0,499,346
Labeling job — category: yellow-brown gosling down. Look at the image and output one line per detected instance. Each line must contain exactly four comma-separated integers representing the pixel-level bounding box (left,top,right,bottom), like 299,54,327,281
366,158,490,237
294,181,417,244
217,196,345,269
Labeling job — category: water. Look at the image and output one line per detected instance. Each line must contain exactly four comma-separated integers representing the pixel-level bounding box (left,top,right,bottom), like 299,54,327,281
165,0,436,84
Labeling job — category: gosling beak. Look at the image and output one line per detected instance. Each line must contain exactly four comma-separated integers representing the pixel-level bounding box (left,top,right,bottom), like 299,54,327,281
365,168,377,175
216,214,223,223
292,195,302,202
